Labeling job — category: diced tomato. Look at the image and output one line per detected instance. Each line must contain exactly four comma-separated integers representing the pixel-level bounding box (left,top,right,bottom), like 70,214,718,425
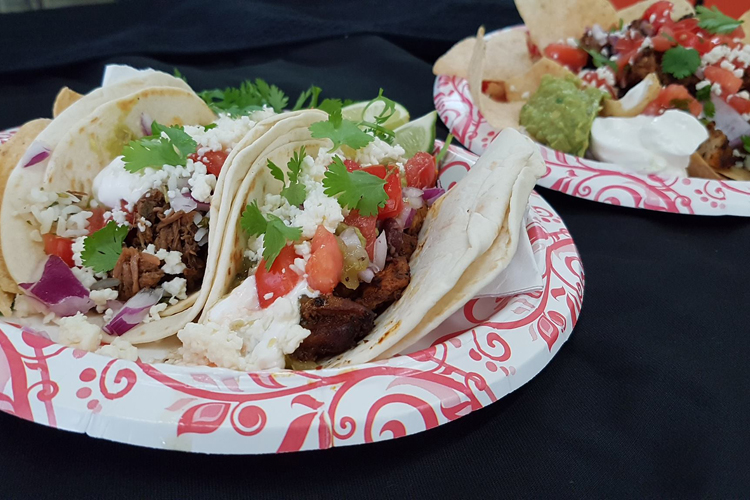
614,34,645,71
651,30,676,52
306,226,344,294
642,1,674,32
86,207,108,234
526,33,541,59
42,234,75,267
704,65,743,96
727,94,750,115
343,159,361,172
255,245,301,309
642,84,703,117
404,152,438,190
543,43,589,73
344,210,378,259
189,150,229,177
581,70,616,98
673,17,699,35
363,165,403,220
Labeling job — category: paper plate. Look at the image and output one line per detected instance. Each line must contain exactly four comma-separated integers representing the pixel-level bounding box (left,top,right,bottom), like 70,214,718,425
0,130,584,454
433,28,750,216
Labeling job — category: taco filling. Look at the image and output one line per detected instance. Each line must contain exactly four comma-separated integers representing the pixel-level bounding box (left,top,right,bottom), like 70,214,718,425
13,112,272,335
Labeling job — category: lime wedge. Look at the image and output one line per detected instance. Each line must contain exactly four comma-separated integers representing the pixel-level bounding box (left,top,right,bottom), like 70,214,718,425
394,111,437,159
342,100,410,130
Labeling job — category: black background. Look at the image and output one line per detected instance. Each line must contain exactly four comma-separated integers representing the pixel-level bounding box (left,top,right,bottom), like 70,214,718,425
1,1,749,498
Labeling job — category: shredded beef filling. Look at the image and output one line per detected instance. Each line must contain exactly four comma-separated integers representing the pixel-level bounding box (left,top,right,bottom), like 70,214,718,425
112,189,207,301
291,204,430,362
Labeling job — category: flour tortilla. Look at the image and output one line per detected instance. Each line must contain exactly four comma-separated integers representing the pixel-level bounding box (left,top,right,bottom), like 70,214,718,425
515,0,618,49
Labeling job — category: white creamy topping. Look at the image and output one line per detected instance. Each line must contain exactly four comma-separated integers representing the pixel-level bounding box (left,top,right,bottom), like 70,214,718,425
618,77,654,111
590,110,709,178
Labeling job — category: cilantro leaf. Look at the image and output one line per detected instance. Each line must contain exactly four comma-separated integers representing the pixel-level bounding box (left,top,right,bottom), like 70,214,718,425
696,5,743,35
240,201,267,237
696,85,716,118
262,216,302,269
122,121,197,173
579,44,618,71
287,146,306,183
364,89,396,126
317,98,343,116
742,136,750,154
281,182,306,207
199,78,289,116
661,46,701,79
173,68,186,82
323,156,387,216
266,159,285,183
310,107,374,151
292,85,322,111
80,221,129,273
203,123,217,131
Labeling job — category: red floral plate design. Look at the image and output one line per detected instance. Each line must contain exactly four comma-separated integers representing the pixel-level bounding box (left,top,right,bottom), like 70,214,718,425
0,130,584,454
434,28,750,216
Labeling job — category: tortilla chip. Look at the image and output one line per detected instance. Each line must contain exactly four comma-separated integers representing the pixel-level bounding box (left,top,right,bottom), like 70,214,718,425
505,58,575,101
618,0,695,26
478,98,525,130
740,10,750,45
602,73,661,117
0,291,12,317
687,153,723,180
433,28,534,82
0,118,51,294
52,87,83,118
515,0,618,49
716,166,750,181
468,26,487,110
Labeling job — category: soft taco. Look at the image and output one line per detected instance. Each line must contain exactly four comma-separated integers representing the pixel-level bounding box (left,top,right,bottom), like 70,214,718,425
0,77,323,352
435,0,750,181
175,97,545,371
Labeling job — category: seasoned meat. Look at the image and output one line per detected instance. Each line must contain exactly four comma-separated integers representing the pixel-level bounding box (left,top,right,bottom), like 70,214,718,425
628,19,657,38
399,233,418,259
381,218,404,257
293,295,376,361
154,210,206,292
406,204,428,237
355,256,410,312
742,68,750,93
697,123,735,171
579,30,606,53
112,248,164,301
128,189,166,249
618,48,659,91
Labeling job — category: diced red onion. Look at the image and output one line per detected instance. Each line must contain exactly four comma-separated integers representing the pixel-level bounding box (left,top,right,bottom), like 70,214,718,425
402,186,424,209
395,206,414,229
20,141,51,168
140,112,154,136
19,256,95,317
423,187,445,206
372,231,387,272
358,268,375,283
712,94,750,144
103,288,163,336
170,193,198,213
188,192,211,211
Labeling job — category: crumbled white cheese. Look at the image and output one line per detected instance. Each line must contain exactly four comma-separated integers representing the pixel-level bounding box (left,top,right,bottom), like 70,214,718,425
565,37,578,48
696,80,711,90
702,46,732,66
711,83,723,96
591,24,608,45
90,288,118,313
103,308,115,323
184,114,258,154
136,216,152,232
354,137,406,167
57,312,102,351
143,245,186,275
163,277,187,305
143,302,168,324
71,266,97,289
71,236,86,267
96,338,138,361
738,91,750,100
187,161,216,203
595,66,616,87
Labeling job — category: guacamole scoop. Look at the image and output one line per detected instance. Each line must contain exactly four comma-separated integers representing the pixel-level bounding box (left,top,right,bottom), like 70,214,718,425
520,75,604,157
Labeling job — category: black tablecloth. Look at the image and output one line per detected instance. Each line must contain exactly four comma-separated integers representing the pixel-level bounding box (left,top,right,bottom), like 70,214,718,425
1,1,749,498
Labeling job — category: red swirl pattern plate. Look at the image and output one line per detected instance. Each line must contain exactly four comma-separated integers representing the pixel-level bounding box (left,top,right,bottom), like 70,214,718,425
433,28,750,216
0,130,584,454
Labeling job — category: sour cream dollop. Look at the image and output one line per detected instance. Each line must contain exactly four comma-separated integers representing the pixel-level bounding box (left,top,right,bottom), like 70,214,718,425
92,156,151,209
590,110,709,178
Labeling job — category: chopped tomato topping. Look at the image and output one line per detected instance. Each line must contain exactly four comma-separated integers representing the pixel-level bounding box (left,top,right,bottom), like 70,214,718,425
42,235,75,267
189,150,229,177
651,30,676,52
255,245,301,309
344,210,378,259
404,152,438,190
581,71,616,98
86,207,108,234
543,44,589,73
343,159,361,172
642,1,674,32
614,34,645,72
704,65,743,96
306,226,343,294
363,165,403,220
642,84,703,117
727,94,750,115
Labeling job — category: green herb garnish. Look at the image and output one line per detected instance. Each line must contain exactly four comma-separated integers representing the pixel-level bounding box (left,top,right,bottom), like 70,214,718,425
198,78,288,116
434,134,454,165
579,44,618,71
742,136,750,154
121,121,197,173
696,85,716,118
309,100,375,151
322,156,387,216
661,46,701,79
267,146,308,207
240,201,302,269
696,5,743,35
80,221,129,273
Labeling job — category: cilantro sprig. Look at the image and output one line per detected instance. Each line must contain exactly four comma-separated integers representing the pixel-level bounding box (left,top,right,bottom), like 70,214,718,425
360,89,397,143
122,121,197,173
292,86,322,111
199,78,288,116
80,221,129,273
742,136,750,154
579,44,618,71
322,156,387,216
661,46,701,79
310,100,374,151
267,146,308,206
696,6,743,35
696,85,715,118
240,202,302,269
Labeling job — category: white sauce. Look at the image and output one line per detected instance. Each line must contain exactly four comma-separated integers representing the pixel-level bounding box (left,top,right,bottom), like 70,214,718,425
92,156,151,209
590,110,708,178
618,77,653,112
